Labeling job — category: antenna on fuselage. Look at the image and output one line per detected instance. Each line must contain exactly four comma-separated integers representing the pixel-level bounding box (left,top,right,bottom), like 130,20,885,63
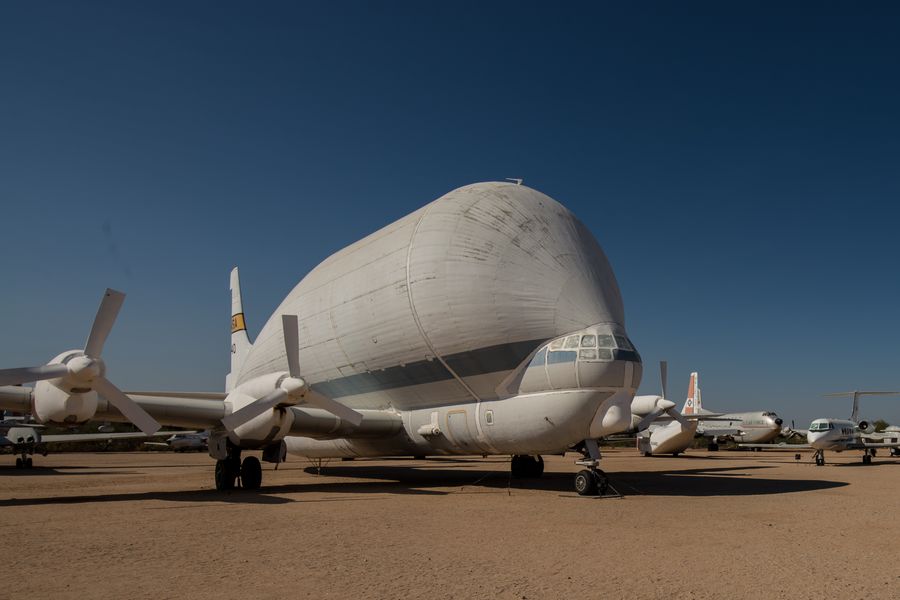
505,178,523,185
823,390,900,422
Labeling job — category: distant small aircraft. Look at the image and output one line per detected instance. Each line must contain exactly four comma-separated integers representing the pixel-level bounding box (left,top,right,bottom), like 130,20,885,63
0,417,183,468
741,391,900,465
145,431,208,452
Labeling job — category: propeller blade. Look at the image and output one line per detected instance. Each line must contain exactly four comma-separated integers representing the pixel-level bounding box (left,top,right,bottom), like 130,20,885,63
84,289,126,357
665,407,691,428
92,377,161,435
0,364,69,386
305,389,363,426
635,408,665,432
282,315,301,378
221,389,287,432
659,360,668,399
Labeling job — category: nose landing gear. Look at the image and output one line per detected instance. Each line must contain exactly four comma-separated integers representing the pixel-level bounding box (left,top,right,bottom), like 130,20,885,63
574,468,608,496
814,450,826,466
573,439,617,497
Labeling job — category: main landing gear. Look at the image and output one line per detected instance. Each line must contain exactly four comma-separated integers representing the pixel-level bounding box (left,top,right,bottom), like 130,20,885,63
214,447,263,491
862,449,874,465
574,439,610,496
510,455,544,478
13,444,41,469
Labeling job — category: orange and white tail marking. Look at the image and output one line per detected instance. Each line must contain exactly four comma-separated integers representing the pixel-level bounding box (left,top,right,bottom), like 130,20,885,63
682,372,701,414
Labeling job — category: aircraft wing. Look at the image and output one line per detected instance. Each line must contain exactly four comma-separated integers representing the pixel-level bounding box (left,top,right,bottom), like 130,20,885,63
651,413,728,423
5,384,394,440
738,443,811,450
41,430,187,443
124,390,227,401
848,441,900,449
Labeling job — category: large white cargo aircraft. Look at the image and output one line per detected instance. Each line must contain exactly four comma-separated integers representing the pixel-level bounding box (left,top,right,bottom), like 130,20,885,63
0,182,643,495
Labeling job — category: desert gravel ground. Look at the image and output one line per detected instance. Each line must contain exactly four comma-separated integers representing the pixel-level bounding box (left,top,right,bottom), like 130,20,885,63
1,449,899,600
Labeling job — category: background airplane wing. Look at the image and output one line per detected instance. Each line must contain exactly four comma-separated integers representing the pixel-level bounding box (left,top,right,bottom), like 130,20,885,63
738,443,811,449
41,430,189,443
850,441,900,449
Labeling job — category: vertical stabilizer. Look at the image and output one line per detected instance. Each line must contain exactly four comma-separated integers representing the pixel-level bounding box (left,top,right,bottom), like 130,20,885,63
682,372,701,414
226,267,253,391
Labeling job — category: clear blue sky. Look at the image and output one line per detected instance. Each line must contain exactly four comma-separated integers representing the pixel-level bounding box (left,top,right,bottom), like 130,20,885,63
1,1,898,425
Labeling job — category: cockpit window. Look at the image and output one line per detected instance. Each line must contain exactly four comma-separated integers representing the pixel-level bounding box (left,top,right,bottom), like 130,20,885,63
597,348,613,360
614,335,634,351
564,335,580,349
580,335,596,348
579,348,598,360
549,339,564,351
596,334,614,348
810,422,833,431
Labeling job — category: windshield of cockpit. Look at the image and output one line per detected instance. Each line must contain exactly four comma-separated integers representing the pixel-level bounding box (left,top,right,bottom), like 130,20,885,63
545,332,636,362
809,421,833,432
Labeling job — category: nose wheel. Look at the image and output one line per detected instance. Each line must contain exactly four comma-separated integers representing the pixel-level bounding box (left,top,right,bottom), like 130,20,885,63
814,450,826,466
574,468,609,496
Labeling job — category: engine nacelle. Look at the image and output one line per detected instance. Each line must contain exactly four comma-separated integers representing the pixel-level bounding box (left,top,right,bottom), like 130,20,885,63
631,395,664,416
225,372,295,448
858,421,874,434
30,350,100,425
33,380,99,425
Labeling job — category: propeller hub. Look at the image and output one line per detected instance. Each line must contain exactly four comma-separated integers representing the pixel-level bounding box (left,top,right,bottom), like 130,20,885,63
280,376,308,398
67,355,104,382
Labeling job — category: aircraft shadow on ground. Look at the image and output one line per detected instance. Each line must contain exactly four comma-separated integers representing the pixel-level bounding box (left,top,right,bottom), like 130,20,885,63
296,462,849,497
0,462,849,508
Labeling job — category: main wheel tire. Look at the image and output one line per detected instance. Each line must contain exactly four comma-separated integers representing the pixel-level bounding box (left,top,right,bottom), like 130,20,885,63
707,443,719,451
574,469,599,496
510,455,528,478
530,455,544,478
25,457,33,469
241,456,263,490
215,459,236,490
862,454,872,465
15,457,23,469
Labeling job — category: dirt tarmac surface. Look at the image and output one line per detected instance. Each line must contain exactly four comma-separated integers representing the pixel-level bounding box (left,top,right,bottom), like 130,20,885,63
2,449,899,600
